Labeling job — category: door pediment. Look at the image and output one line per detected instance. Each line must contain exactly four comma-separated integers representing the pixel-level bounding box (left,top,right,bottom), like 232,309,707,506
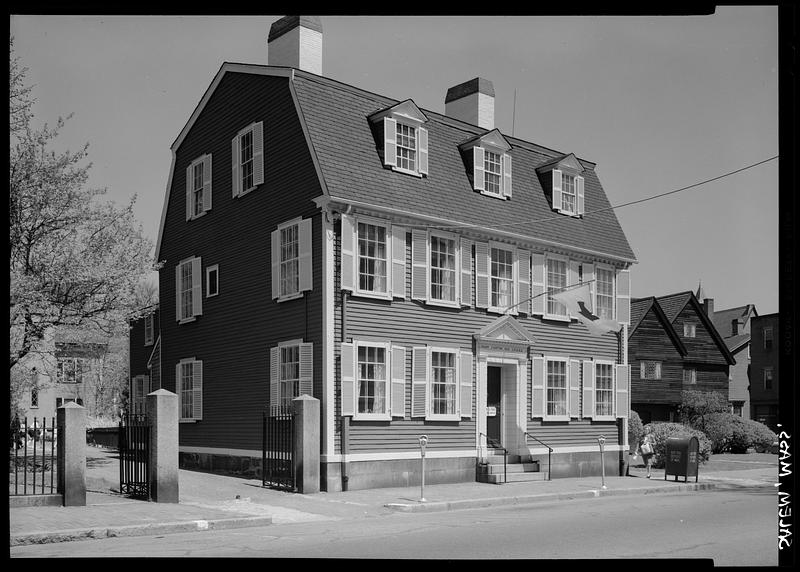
474,315,535,358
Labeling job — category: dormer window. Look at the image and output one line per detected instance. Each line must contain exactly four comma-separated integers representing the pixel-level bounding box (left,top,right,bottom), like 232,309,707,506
459,129,512,199
370,100,428,177
536,153,586,217
484,150,502,194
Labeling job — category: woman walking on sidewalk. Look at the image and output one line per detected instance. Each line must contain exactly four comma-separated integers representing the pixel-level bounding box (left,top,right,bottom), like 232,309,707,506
640,426,656,478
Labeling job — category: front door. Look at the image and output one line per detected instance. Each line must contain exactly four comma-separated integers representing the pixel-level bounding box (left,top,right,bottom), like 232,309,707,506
486,366,502,448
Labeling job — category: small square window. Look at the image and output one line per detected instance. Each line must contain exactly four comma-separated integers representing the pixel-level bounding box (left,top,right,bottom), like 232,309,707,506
683,367,697,384
640,361,662,380
683,323,697,338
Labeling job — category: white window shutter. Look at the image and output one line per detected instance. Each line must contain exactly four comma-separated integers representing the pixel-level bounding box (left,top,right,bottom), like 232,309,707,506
186,165,192,221
175,264,182,321
411,346,428,418
475,241,490,309
569,359,581,418
616,269,631,325
391,345,406,418
552,169,563,211
531,356,545,419
271,229,280,299
582,360,595,419
193,360,203,420
418,127,428,175
340,343,355,417
568,261,580,319
340,214,355,292
175,363,182,415
270,347,280,413
253,121,264,186
299,343,313,397
502,153,512,199
582,263,595,313
231,136,240,198
531,254,545,316
576,175,584,216
299,218,313,293
639,361,645,379
473,146,485,191
411,229,428,301
616,364,630,418
191,258,203,317
383,117,397,167
460,238,473,307
203,154,212,212
391,226,406,299
460,351,473,419
518,249,531,315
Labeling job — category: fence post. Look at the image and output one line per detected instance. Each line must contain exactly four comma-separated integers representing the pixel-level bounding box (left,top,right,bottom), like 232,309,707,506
57,402,86,507
147,389,179,503
293,395,320,494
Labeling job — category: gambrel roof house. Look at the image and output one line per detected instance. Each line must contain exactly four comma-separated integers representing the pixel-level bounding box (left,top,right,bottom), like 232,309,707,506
150,16,638,491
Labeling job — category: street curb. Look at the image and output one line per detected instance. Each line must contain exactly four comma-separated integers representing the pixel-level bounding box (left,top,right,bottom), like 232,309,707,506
9,515,275,546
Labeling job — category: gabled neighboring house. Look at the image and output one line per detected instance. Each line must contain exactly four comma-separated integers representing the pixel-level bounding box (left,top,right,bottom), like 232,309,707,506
628,291,735,423
128,305,161,415
750,313,779,431
149,16,639,491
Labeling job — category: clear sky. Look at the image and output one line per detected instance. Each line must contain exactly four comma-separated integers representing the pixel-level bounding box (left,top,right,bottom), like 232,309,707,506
10,9,780,315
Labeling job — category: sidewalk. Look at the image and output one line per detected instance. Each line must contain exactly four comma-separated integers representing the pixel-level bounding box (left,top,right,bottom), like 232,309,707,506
9,446,779,547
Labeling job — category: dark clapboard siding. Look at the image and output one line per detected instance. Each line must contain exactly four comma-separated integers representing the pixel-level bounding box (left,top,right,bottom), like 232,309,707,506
629,306,685,404
129,315,151,378
674,303,729,365
159,72,324,452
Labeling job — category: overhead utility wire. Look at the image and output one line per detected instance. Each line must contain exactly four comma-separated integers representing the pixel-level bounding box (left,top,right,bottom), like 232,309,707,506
406,155,779,231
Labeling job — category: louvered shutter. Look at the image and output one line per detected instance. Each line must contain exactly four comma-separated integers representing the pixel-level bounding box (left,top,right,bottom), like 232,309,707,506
473,146,485,191
340,215,355,292
582,360,595,419
569,359,581,418
475,241,490,309
175,264,182,321
411,229,428,301
568,261,580,319
391,226,406,299
531,356,545,419
502,153,512,199
252,121,264,187
552,169,563,211
191,258,202,317
518,249,531,315
411,346,428,418
460,238,473,307
582,263,595,313
391,345,406,418
616,364,630,418
383,117,397,167
271,229,280,299
203,154,212,212
576,175,584,216
531,254,545,315
175,364,183,417
298,218,313,293
192,360,203,420
270,347,280,413
616,269,631,325
186,164,192,221
299,343,313,397
231,136,240,198
418,127,428,175
340,343,355,416
460,351,473,419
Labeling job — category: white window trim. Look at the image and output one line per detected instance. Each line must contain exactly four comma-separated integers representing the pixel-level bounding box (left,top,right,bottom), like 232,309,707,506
275,218,303,303
353,340,392,421
684,322,697,338
478,144,507,200
487,241,517,315
639,360,663,380
427,230,461,309
234,122,262,198
205,264,219,298
559,171,579,216
390,115,425,178
594,262,616,321
683,367,697,385
187,155,211,221
544,355,570,421
354,215,393,301
177,357,201,423
543,254,570,322
427,346,460,421
177,256,201,324
594,359,616,421
144,313,154,346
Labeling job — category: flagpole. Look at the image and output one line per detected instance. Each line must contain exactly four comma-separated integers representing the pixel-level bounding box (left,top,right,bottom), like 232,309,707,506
502,280,595,316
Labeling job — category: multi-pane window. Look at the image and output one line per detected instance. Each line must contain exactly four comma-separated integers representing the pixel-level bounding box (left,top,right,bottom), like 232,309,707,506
206,265,219,297
278,345,300,409
357,223,388,294
491,247,514,310
30,388,38,408
546,258,568,316
280,223,300,297
595,363,614,417
144,313,154,345
357,344,387,415
484,150,502,195
179,260,194,321
683,323,696,338
396,123,416,172
595,267,615,319
239,128,254,192
57,357,88,384
546,359,568,417
431,351,457,416
561,173,576,214
640,361,662,380
763,327,773,350
431,235,457,303
763,367,773,390
179,362,196,419
177,358,201,421
683,367,697,384
192,161,204,217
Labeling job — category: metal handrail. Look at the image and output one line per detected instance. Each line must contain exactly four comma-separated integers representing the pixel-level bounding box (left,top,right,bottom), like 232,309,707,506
479,432,507,484
524,432,553,481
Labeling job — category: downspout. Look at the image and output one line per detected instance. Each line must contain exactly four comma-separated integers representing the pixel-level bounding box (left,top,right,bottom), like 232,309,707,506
341,289,350,490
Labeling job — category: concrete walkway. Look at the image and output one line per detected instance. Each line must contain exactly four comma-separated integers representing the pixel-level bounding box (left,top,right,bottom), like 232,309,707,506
9,446,780,546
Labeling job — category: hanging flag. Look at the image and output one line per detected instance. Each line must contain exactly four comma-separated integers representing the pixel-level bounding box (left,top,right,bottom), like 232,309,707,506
553,284,622,336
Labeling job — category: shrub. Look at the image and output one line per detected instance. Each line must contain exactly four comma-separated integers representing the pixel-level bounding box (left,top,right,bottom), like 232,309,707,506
644,422,712,468
703,413,778,453
678,390,729,432
628,410,644,453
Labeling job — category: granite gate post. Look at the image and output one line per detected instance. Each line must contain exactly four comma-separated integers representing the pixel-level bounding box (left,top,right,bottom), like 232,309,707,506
57,401,86,507
146,389,179,503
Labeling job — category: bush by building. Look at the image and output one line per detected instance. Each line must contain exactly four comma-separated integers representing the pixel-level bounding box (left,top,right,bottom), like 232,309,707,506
628,409,644,453
644,422,712,468
703,413,777,453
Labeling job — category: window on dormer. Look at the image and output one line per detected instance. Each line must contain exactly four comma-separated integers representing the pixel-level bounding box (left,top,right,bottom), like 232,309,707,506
561,173,577,214
395,123,417,172
231,122,264,198
484,150,502,195
375,102,429,177
540,159,585,217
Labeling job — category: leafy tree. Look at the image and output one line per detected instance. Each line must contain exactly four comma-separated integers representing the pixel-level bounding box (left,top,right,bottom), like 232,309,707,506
678,390,729,433
9,38,155,373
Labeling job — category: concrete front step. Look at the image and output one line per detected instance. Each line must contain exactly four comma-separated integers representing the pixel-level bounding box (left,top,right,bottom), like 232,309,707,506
481,471,549,484
480,462,541,475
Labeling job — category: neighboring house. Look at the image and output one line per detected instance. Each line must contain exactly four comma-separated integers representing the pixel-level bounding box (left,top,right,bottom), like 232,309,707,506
750,313,779,431
150,16,638,491
128,305,161,415
628,290,735,424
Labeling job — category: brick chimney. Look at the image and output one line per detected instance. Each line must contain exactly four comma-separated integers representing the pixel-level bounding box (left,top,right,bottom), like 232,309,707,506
703,297,714,319
445,77,495,130
268,16,323,76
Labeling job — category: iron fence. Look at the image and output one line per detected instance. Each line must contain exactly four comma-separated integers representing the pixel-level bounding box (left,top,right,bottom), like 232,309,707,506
118,414,150,499
9,416,57,496
262,406,295,491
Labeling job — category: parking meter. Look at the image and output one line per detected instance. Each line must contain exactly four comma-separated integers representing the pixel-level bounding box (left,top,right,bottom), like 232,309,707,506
419,435,429,502
598,435,607,489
